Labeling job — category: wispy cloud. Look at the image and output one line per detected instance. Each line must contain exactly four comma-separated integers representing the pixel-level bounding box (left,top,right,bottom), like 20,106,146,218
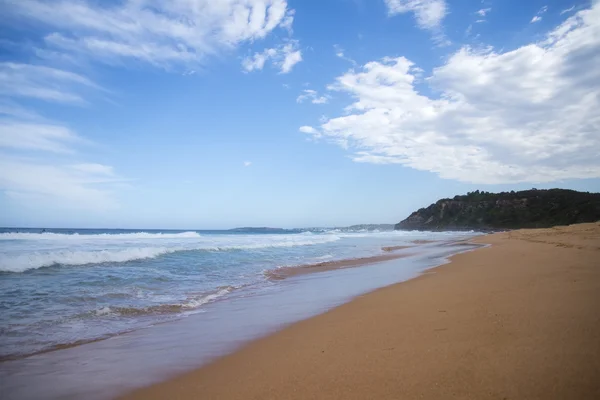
0,157,122,210
531,5,548,23
0,107,125,209
4,0,296,70
242,41,302,74
244,161,252,167
0,62,100,104
0,100,45,121
296,89,330,104
300,3,600,184
476,8,491,17
561,6,575,15
333,44,357,66
70,163,115,176
474,7,491,23
0,121,81,153
0,63,123,209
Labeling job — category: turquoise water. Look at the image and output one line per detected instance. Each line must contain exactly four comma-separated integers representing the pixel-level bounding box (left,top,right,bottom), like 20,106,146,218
0,227,481,399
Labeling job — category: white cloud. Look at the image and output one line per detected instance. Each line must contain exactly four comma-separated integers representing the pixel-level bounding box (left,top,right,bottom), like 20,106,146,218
242,41,302,74
280,45,302,73
242,48,278,72
4,0,295,69
531,15,542,23
301,4,600,184
299,126,321,138
476,8,491,17
384,0,447,30
296,89,330,104
244,161,252,167
0,62,100,104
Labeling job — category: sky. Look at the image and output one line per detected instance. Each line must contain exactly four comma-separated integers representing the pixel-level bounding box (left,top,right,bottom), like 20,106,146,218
0,0,599,229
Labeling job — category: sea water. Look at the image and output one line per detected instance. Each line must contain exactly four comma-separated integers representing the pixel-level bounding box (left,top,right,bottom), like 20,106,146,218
0,227,481,399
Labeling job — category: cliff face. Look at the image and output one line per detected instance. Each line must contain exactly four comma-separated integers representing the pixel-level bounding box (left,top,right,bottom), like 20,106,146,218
395,189,600,231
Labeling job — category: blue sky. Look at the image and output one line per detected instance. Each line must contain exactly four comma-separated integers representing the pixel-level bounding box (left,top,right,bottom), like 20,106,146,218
1,0,599,229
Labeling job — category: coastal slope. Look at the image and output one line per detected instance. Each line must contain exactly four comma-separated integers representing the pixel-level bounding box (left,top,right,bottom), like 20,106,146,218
395,189,600,231
123,222,600,400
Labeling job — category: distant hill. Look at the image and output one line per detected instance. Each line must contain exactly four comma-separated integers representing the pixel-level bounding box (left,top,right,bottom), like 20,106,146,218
395,189,600,231
345,224,395,231
228,227,294,233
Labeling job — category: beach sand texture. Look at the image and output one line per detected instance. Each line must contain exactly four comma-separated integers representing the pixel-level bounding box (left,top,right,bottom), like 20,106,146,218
123,222,600,400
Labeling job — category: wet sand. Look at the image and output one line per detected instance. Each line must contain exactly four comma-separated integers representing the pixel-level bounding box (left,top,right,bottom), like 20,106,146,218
123,223,600,400
265,249,414,279
381,245,413,252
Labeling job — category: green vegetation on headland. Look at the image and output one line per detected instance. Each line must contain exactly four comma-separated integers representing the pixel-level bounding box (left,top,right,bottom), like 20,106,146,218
395,189,600,231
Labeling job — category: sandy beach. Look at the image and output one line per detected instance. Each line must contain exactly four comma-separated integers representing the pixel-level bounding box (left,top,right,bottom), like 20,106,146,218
123,223,600,400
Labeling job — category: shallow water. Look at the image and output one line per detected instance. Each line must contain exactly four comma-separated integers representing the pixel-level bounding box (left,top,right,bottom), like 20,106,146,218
0,228,481,399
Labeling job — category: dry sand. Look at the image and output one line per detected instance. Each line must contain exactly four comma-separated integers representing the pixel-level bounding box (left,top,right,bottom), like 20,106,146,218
123,223,600,400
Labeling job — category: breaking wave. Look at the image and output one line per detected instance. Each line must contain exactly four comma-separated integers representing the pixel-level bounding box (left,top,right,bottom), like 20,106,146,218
0,235,342,272
0,231,203,241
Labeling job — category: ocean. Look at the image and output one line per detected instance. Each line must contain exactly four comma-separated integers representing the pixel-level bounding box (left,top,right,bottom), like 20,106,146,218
0,227,481,399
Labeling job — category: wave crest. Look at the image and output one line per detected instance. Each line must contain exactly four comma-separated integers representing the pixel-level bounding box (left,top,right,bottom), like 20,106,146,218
0,231,202,241
0,235,341,272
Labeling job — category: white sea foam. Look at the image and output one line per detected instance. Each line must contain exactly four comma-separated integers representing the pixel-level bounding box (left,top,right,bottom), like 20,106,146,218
182,287,234,309
91,287,235,317
95,306,113,316
0,231,202,241
0,247,174,272
0,234,342,272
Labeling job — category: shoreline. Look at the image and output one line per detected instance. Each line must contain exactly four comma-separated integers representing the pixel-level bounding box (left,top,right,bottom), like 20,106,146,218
264,246,416,279
0,242,435,363
122,222,600,399
266,240,463,280
2,237,480,400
